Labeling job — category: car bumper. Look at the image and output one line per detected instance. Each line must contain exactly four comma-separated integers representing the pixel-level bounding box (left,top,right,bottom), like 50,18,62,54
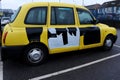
1,46,25,60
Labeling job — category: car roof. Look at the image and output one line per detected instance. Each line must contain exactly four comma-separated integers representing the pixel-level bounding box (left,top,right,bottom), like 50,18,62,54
22,2,88,10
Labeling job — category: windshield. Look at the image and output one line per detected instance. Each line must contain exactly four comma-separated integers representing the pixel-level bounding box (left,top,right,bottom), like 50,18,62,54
10,7,21,22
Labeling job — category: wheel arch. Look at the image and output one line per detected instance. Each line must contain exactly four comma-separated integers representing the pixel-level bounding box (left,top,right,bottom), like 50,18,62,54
105,33,117,43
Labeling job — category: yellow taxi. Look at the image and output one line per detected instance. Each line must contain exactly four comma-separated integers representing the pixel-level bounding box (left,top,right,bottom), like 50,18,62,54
2,2,117,65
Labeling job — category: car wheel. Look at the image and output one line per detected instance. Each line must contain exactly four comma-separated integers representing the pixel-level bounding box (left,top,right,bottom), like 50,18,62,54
102,36,114,51
24,44,48,65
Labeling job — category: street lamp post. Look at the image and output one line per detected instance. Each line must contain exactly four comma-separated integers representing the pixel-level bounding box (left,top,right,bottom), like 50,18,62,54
82,0,84,6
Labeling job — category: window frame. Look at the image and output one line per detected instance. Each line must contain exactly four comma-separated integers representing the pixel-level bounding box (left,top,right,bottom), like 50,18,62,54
77,8,95,25
50,7,75,25
24,7,47,25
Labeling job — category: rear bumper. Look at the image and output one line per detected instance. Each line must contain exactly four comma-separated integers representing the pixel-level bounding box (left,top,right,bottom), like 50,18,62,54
1,46,25,60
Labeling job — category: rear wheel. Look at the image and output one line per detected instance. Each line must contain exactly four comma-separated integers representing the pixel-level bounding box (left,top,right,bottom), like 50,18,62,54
24,44,48,65
102,36,114,51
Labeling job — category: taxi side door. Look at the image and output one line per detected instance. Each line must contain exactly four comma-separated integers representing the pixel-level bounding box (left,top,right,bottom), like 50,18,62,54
76,8,102,49
48,5,80,54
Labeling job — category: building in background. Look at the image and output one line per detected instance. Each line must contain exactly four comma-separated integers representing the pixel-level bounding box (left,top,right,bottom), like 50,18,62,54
86,0,120,22
85,4,101,18
0,0,14,18
2,9,14,18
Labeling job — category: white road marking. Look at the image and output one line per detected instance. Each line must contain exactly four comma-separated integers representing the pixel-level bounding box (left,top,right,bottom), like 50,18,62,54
29,52,120,80
114,45,120,48
0,62,3,80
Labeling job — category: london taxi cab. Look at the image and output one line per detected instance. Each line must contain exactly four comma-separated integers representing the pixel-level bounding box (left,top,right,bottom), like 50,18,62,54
2,2,117,65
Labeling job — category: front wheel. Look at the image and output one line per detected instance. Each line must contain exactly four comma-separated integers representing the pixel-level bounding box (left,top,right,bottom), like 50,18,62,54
23,44,48,65
102,36,114,51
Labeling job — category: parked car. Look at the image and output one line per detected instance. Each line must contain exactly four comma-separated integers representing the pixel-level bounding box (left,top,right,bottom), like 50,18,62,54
2,2,117,65
1,17,10,25
1,17,10,30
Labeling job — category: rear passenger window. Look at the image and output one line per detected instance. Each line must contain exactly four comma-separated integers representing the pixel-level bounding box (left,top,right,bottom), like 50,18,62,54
77,9,94,24
25,7,47,25
51,7,75,25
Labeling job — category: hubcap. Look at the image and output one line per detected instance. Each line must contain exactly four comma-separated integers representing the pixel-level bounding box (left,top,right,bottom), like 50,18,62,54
105,39,112,47
28,48,43,63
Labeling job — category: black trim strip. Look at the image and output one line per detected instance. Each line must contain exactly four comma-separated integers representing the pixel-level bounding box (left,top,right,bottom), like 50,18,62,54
26,27,43,42
80,27,100,45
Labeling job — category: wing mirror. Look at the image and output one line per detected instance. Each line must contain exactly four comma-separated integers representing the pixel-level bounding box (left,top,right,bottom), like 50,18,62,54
93,19,99,24
90,19,99,24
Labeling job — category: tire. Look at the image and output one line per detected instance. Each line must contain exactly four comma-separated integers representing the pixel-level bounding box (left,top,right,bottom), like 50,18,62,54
23,44,48,65
102,36,114,51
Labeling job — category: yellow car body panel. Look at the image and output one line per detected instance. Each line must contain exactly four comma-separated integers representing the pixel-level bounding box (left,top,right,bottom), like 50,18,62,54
2,2,117,55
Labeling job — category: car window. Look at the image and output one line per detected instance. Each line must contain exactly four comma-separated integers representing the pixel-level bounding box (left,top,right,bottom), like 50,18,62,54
11,7,21,22
77,9,94,24
25,7,47,25
51,7,75,25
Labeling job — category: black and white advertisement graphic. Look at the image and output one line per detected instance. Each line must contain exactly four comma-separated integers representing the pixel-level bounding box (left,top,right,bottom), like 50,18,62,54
48,28,80,49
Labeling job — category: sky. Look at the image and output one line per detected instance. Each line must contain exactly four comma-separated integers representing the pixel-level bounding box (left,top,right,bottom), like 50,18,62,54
1,0,113,10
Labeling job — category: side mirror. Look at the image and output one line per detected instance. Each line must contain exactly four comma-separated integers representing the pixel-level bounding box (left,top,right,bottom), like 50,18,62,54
92,19,99,24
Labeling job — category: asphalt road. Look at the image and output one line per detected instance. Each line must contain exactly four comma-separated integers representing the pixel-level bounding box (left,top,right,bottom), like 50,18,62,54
1,28,120,80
